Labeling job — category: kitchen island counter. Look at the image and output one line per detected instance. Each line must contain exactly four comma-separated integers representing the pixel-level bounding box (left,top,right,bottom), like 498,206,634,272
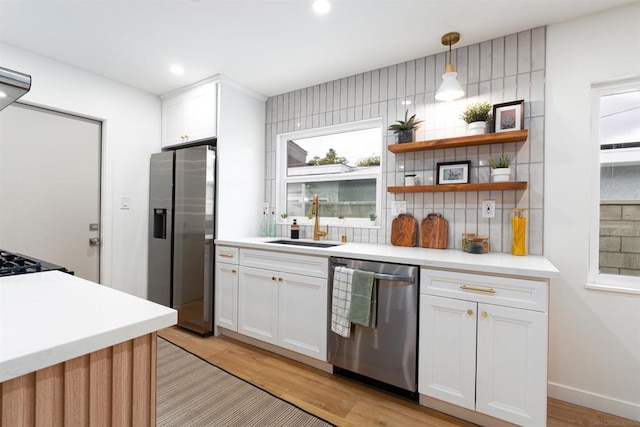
1,270,176,382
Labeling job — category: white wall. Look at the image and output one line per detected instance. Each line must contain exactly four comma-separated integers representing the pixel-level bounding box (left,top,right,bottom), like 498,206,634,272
545,3,640,421
2,43,161,298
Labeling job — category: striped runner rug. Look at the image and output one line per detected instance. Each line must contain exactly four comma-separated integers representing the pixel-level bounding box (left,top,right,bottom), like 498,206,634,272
157,337,333,427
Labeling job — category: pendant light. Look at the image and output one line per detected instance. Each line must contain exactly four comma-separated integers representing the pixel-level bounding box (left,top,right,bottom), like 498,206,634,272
435,32,464,102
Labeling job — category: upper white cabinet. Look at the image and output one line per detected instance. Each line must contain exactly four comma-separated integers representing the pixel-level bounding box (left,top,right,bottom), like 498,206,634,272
419,268,549,427
161,81,217,148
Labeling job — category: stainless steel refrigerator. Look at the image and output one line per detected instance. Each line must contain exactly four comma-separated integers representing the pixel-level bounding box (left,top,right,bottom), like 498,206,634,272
148,143,216,335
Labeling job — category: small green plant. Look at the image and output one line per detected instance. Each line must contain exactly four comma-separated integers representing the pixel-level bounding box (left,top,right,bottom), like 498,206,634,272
307,212,313,219
387,110,423,133
369,213,377,221
460,101,492,124
488,154,511,169
338,214,345,220
356,155,381,167
280,213,288,219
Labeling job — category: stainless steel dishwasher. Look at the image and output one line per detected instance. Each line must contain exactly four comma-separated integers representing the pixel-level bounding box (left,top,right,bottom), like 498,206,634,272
328,257,419,399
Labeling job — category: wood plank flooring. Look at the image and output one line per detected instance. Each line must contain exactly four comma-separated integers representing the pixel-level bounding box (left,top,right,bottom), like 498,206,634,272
158,327,639,427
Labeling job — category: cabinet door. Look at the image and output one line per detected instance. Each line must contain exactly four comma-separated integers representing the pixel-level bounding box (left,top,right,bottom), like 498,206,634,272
184,82,217,143
215,262,238,332
419,295,477,410
476,303,547,426
161,95,186,147
238,266,278,344
278,272,327,361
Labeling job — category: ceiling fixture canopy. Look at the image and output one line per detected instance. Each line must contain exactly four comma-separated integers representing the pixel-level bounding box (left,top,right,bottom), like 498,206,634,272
312,0,330,15
435,32,464,102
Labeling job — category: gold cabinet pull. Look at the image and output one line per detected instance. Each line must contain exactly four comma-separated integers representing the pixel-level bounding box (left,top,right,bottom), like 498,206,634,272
278,277,283,282
460,285,496,294
271,276,277,281
219,253,234,258
467,309,473,316
481,311,488,318
231,269,237,274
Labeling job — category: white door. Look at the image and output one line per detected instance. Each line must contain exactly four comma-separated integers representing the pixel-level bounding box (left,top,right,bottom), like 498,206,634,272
476,303,547,426
237,266,278,344
215,262,238,332
0,103,101,282
419,294,477,410
278,271,327,360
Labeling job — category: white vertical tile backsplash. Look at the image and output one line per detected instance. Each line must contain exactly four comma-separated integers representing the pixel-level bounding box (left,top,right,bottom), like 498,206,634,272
263,28,545,255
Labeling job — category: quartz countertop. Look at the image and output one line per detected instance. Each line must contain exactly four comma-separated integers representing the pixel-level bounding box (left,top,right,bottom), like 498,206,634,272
0,271,177,382
215,237,560,279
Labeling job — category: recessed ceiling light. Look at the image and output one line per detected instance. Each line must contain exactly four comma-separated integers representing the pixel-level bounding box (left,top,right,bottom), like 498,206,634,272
313,0,330,15
0,91,7,98
169,65,184,75
401,100,412,106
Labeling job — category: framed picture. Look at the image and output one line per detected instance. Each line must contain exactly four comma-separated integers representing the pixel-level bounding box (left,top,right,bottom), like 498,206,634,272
493,100,525,132
437,161,471,185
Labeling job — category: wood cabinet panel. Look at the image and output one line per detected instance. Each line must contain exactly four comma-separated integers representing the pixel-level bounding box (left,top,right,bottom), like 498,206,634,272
0,333,157,427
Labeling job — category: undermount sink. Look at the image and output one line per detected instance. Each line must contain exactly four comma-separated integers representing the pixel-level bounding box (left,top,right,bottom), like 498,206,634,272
267,239,341,248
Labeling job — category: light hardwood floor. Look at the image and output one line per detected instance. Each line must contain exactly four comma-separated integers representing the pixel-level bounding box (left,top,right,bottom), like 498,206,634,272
158,327,639,427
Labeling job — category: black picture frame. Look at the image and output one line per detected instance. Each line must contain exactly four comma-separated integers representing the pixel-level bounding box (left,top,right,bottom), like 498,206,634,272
492,100,525,132
436,161,471,184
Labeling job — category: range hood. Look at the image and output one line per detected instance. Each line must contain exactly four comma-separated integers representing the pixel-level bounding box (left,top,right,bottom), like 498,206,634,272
0,67,32,111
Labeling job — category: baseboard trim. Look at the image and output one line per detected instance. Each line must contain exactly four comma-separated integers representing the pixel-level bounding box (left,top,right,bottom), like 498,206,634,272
548,381,640,422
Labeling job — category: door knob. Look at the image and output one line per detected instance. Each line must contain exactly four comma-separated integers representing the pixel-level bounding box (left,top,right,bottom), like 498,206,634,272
89,237,100,246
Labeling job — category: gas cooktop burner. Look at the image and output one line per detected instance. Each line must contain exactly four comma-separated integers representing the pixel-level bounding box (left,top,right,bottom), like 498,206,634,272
0,250,69,277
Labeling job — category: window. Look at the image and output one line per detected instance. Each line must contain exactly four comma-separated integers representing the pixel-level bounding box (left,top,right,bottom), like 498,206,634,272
588,80,640,293
275,119,383,227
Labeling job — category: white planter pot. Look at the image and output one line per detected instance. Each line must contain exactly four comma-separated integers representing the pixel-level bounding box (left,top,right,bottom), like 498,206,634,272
491,168,511,182
467,121,486,135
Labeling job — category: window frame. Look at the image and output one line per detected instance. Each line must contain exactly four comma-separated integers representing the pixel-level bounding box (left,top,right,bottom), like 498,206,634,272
587,78,640,295
275,118,384,228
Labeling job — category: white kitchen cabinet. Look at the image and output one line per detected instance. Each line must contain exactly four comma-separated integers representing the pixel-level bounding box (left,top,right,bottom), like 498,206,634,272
237,248,328,361
419,268,548,427
215,246,239,332
161,81,217,148
161,81,217,147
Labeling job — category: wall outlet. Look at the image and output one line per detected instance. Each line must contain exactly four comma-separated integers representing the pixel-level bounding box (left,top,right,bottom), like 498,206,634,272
391,201,407,216
120,196,130,210
482,200,495,218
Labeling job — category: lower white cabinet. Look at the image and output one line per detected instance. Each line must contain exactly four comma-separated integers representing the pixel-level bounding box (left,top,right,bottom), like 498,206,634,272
215,246,240,332
236,249,328,361
419,268,548,426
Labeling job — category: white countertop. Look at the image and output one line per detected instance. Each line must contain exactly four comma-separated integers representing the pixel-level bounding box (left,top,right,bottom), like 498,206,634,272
215,237,560,279
0,271,177,382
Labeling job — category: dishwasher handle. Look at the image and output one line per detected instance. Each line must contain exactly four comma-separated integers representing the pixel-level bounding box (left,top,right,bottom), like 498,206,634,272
331,264,415,283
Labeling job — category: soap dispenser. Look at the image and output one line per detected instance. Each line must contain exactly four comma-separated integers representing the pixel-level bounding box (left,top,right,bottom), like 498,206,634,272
290,219,300,239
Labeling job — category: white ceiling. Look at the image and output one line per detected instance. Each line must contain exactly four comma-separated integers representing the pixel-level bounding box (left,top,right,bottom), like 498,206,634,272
0,0,636,98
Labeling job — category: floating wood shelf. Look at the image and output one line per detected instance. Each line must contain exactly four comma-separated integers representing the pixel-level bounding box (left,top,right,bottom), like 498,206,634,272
388,129,528,154
387,182,528,193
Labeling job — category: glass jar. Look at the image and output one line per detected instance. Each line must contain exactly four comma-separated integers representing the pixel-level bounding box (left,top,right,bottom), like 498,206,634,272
461,233,475,252
511,208,527,256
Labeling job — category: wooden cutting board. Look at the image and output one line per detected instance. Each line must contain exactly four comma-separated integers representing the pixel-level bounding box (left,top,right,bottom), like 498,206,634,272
391,213,418,247
420,213,448,249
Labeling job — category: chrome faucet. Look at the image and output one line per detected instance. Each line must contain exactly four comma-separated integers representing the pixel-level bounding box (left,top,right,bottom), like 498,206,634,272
312,194,328,241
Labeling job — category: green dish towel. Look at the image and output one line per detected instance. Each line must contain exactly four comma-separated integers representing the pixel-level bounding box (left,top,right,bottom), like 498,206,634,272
346,269,377,328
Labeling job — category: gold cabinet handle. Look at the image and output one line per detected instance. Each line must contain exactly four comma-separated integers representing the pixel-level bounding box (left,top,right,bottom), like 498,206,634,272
481,311,488,318
219,253,234,258
460,285,496,294
231,269,237,274
467,309,474,316
271,276,277,281
278,277,283,282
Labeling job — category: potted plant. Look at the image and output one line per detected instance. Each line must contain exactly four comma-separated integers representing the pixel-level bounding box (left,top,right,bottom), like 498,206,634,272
460,101,492,135
369,213,377,224
388,110,423,143
338,214,345,224
488,154,511,182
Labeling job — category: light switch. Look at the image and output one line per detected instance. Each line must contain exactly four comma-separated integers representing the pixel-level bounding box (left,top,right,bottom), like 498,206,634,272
121,197,130,210
391,201,407,216
482,200,495,218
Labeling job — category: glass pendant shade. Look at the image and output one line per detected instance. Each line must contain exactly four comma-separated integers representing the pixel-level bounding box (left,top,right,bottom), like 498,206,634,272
435,70,464,101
